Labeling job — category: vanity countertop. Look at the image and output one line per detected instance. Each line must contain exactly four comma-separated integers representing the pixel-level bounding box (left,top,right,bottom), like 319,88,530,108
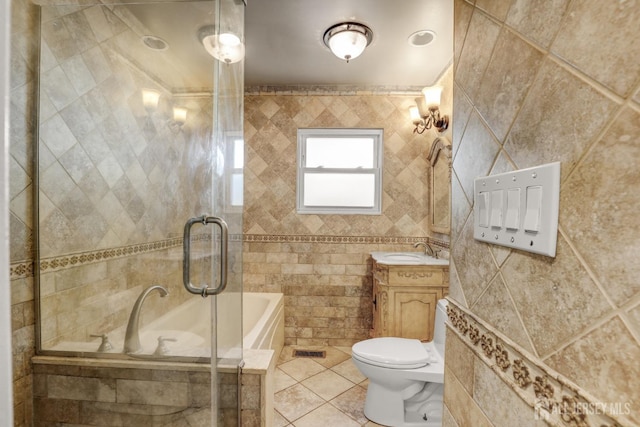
370,251,449,266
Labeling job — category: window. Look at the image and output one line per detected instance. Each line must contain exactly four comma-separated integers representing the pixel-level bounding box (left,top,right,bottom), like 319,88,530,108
297,128,383,215
225,134,243,208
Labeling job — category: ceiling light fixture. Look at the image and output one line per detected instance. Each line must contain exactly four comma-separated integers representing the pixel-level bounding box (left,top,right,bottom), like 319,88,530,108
407,30,436,47
409,86,449,134
198,25,245,64
141,35,169,51
323,22,373,63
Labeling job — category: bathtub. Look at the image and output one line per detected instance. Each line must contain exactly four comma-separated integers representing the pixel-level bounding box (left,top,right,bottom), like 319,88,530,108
38,292,283,426
50,291,284,360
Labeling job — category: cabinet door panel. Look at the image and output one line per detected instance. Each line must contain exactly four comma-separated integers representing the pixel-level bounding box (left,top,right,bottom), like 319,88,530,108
392,290,440,341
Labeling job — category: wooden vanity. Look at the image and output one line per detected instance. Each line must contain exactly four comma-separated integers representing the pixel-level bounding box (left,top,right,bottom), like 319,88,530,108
370,253,449,341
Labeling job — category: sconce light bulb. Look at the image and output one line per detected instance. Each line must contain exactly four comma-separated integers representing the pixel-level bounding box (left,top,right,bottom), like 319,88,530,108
422,85,443,110
409,105,422,125
173,107,188,126
142,89,160,113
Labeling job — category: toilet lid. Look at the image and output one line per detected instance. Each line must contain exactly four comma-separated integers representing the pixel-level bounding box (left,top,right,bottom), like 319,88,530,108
352,337,430,369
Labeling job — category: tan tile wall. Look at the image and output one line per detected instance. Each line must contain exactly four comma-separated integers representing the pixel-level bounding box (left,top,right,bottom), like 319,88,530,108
38,246,195,348
32,356,272,427
32,2,216,349
243,78,453,345
448,0,640,426
245,238,439,347
10,1,39,425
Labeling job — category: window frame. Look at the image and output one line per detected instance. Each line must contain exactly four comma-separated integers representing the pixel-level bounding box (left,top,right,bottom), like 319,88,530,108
224,132,244,211
296,128,383,215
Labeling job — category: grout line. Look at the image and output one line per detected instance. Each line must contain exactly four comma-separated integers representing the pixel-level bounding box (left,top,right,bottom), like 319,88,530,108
275,346,370,426
540,309,621,362
498,270,540,359
559,98,626,187
448,258,469,309
557,225,617,310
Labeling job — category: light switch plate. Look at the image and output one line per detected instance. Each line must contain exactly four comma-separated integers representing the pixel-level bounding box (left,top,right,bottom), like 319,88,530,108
473,162,560,257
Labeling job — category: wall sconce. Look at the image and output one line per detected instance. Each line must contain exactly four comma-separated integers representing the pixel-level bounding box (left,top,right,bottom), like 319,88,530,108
409,86,449,134
198,25,245,64
142,89,160,113
172,107,187,127
323,22,373,63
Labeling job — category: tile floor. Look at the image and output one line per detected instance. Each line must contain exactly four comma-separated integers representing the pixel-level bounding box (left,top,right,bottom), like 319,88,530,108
274,345,384,427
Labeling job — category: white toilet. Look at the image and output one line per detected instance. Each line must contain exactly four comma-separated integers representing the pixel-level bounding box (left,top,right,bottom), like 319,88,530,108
352,299,448,427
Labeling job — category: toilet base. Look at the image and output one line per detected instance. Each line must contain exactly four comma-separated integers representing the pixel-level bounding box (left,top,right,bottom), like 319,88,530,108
364,382,443,427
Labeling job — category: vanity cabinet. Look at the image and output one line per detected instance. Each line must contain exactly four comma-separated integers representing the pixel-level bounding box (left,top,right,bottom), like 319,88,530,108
371,259,449,341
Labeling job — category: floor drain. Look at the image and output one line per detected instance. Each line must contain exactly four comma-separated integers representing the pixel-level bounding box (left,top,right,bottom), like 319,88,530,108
293,349,326,358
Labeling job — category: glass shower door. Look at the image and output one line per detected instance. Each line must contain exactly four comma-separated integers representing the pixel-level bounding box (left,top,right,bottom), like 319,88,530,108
35,0,244,425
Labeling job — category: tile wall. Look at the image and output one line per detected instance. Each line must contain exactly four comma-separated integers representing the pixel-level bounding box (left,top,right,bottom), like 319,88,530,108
34,2,218,348
446,0,640,426
9,1,39,424
243,69,453,347
31,356,271,427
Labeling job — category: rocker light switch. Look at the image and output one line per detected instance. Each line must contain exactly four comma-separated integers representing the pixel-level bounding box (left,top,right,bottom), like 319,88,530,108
505,188,520,230
490,190,503,228
523,186,542,233
478,192,489,228
473,162,560,257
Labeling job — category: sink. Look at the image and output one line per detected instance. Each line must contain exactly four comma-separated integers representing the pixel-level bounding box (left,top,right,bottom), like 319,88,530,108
382,253,424,262
371,251,449,266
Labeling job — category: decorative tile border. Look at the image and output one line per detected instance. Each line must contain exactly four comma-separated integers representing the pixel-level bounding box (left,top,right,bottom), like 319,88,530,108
243,233,450,250
10,261,34,280
446,301,628,427
245,85,424,96
12,233,449,279
38,238,184,274
11,232,249,279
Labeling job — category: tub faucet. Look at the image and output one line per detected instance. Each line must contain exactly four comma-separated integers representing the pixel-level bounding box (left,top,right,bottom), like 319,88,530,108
414,241,436,257
124,285,169,354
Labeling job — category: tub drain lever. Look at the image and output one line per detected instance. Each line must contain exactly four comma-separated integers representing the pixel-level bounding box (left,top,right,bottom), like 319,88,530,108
154,336,177,356
90,334,113,352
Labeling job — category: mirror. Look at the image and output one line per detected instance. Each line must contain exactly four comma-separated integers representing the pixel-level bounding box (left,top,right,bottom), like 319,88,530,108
428,137,452,234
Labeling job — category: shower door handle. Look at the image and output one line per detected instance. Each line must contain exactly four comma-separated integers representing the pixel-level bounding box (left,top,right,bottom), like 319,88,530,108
183,215,228,297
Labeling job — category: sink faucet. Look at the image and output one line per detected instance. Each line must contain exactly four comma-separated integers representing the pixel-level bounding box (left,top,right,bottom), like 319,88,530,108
414,241,436,257
124,285,168,354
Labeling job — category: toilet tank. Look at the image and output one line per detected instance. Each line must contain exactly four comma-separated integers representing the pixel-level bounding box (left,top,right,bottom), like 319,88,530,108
433,299,448,346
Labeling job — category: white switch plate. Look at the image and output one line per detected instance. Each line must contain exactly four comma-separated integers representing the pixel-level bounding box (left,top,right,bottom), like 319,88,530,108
473,162,560,257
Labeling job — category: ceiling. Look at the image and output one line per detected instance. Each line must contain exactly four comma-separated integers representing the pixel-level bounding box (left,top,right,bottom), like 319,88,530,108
244,0,454,88
110,0,453,92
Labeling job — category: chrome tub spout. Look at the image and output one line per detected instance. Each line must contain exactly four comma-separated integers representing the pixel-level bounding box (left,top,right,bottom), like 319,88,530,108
124,285,169,354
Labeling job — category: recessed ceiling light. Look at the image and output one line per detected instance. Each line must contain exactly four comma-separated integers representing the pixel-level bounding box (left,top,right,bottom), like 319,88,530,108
408,30,436,47
141,35,169,51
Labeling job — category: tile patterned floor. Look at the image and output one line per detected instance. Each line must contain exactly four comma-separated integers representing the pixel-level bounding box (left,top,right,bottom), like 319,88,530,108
274,346,384,427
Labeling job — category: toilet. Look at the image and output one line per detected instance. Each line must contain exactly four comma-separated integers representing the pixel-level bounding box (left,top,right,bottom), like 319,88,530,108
352,299,448,427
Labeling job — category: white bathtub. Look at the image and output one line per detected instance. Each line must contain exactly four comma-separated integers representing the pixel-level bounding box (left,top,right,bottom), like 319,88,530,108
138,291,284,358
50,292,284,360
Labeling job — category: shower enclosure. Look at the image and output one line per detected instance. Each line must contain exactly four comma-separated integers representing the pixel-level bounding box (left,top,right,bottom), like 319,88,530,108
34,0,244,424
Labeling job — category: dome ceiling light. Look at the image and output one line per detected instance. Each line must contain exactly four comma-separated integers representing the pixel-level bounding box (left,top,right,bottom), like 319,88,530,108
198,25,245,64
323,22,373,63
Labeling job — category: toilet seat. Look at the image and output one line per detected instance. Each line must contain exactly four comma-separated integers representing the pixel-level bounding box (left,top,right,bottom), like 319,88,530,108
352,337,430,369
